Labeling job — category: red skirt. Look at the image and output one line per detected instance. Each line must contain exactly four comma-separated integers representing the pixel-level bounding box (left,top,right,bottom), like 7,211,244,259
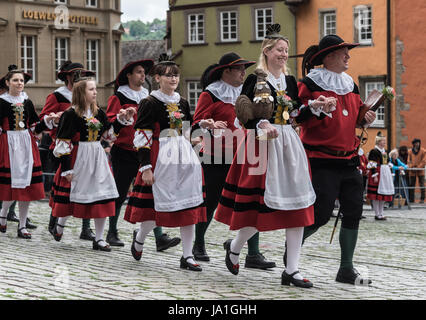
0,132,44,201
366,171,393,202
124,139,206,227
49,145,115,219
215,135,314,232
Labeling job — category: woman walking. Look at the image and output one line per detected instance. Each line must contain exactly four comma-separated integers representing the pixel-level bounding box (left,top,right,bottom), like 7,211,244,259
215,25,325,287
50,74,133,251
124,58,213,271
0,65,54,239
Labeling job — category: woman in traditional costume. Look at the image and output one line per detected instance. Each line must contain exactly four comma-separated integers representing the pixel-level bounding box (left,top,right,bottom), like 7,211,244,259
214,24,326,287
0,65,53,239
50,75,133,251
124,58,211,271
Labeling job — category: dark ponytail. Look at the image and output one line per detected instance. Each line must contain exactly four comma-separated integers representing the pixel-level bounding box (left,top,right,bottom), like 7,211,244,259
301,45,319,77
5,64,25,82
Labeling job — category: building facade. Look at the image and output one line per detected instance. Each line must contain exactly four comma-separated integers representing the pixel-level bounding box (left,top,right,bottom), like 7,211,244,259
0,0,123,109
392,0,426,148
287,0,390,152
168,0,298,113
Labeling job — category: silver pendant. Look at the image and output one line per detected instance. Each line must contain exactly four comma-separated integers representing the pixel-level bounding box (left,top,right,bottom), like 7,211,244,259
342,109,348,116
18,121,25,128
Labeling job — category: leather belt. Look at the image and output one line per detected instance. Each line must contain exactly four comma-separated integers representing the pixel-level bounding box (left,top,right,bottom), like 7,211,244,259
303,143,356,157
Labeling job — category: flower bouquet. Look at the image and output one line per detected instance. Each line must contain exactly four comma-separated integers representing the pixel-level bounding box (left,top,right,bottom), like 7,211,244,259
12,103,25,113
87,117,103,131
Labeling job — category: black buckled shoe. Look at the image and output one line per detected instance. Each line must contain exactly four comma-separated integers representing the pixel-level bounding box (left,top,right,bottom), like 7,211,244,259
80,228,95,241
223,239,239,275
7,211,19,222
131,238,143,261
26,218,37,230
375,215,387,221
0,217,7,233
52,223,65,242
106,231,125,247
93,239,111,252
192,243,210,262
245,253,276,270
281,270,313,288
156,233,181,252
180,256,202,272
336,267,372,285
17,227,31,239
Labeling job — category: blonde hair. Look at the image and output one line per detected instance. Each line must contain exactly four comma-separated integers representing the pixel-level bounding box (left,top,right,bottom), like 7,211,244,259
257,37,290,75
72,78,98,118
389,148,398,159
375,135,386,145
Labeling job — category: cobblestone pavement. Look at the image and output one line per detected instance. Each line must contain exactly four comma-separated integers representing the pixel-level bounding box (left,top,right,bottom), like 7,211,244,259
0,200,425,301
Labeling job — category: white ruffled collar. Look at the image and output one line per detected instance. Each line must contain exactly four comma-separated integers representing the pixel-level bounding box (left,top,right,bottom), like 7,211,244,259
266,71,287,92
206,80,242,105
55,86,72,103
307,68,354,95
375,145,386,154
151,89,180,105
117,85,149,104
0,91,29,104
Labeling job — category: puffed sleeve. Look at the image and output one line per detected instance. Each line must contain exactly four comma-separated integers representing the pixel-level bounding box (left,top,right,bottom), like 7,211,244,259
26,99,49,134
53,110,76,174
134,97,156,171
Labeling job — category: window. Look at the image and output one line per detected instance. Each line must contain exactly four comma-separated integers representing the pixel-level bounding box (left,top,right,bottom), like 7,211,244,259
365,81,385,127
220,11,238,42
54,0,67,4
86,39,99,81
86,0,97,7
188,13,205,44
21,35,36,82
321,11,336,37
187,81,202,113
55,38,69,83
255,8,273,40
354,5,372,45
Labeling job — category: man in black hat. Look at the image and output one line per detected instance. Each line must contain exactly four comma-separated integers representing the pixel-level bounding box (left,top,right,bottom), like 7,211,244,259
106,59,181,249
191,52,276,270
40,61,96,240
408,138,425,203
296,34,376,285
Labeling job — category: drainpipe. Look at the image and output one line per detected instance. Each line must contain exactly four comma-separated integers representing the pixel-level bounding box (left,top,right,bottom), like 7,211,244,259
387,0,392,150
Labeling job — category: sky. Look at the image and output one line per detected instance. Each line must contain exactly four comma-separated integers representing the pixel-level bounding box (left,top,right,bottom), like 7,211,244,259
121,0,169,23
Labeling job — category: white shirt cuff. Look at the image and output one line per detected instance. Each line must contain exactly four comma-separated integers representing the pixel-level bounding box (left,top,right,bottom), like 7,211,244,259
138,164,152,173
256,119,270,138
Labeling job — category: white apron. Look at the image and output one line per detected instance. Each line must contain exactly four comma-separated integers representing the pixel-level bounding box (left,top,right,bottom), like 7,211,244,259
264,124,316,210
7,130,34,189
378,165,394,195
70,141,119,203
152,135,203,212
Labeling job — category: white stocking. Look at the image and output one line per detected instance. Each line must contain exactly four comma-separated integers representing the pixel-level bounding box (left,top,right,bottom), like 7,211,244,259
285,227,304,280
94,218,107,245
57,216,69,234
372,200,381,217
230,227,258,265
135,220,156,251
18,201,30,233
0,201,13,226
180,224,195,264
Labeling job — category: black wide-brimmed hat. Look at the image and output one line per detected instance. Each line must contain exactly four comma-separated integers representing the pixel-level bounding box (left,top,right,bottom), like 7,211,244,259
207,52,256,82
57,61,95,81
0,65,32,89
309,34,359,66
115,59,154,86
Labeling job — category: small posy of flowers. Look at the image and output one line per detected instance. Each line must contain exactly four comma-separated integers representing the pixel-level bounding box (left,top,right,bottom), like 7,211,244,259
166,103,184,128
12,103,24,113
170,111,184,127
382,86,396,101
276,92,297,114
86,117,103,131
